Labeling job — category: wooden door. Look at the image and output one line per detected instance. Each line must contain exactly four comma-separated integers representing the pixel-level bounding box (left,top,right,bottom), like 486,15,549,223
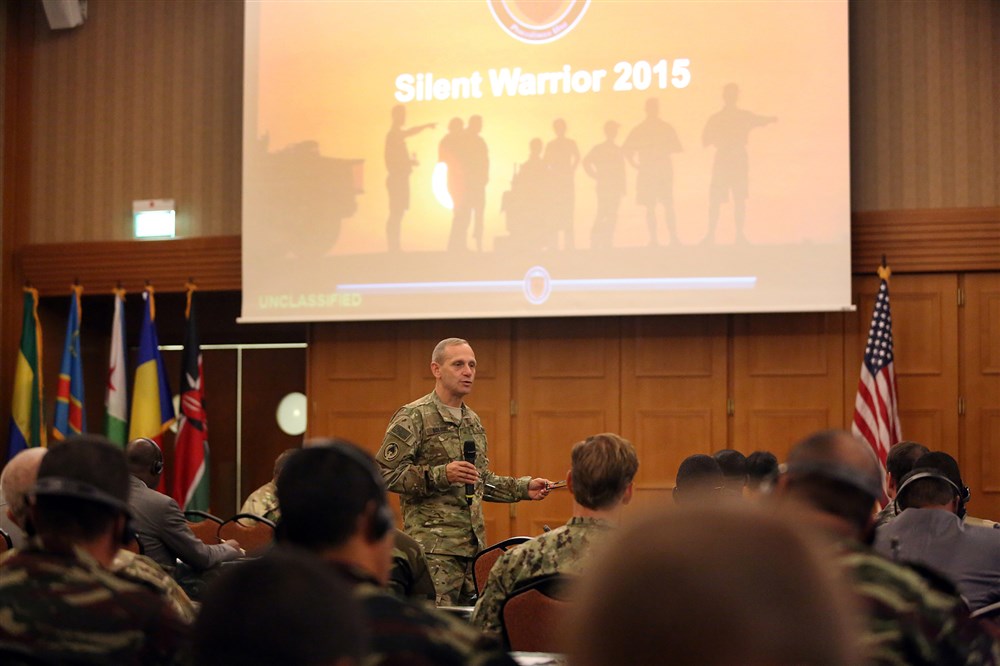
962,273,1000,521
850,274,959,457
620,315,728,513
511,317,620,536
732,313,846,461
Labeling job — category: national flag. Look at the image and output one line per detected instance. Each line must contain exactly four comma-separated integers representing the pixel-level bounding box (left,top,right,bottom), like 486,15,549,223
53,285,87,440
104,287,128,446
7,287,45,459
851,265,902,506
129,285,175,453
172,283,210,511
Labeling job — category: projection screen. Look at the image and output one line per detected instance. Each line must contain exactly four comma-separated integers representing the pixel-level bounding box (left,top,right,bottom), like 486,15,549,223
241,0,852,322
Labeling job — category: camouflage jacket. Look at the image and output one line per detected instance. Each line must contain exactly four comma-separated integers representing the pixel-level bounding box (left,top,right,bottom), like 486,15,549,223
331,561,516,666
111,549,198,624
240,480,281,523
471,516,613,635
390,528,436,602
377,391,530,557
0,541,190,665
837,538,1000,665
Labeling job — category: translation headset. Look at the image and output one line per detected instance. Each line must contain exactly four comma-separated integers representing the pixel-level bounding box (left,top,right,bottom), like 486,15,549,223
896,468,970,518
31,476,136,545
326,443,394,542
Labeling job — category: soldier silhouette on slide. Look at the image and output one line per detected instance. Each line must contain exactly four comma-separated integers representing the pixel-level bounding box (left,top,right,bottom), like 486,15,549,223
623,98,682,246
702,84,777,243
385,104,435,252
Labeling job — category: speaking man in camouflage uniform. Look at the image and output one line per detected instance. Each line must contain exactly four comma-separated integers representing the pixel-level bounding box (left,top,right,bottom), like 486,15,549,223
377,337,553,605
277,439,517,665
0,436,189,663
472,432,638,635
773,429,1000,665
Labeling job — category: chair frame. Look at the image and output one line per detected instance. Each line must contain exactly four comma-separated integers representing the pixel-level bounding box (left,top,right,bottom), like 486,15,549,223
217,513,277,556
184,510,224,545
472,535,532,594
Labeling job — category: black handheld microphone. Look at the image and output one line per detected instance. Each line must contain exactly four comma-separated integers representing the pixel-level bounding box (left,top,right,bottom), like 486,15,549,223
463,440,476,506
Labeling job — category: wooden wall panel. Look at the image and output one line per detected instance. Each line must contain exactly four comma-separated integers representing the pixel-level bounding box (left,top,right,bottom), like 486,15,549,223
850,0,999,211
851,208,1000,274
621,315,727,513
24,0,242,243
962,273,1000,519
733,313,846,460
512,318,620,535
851,274,960,457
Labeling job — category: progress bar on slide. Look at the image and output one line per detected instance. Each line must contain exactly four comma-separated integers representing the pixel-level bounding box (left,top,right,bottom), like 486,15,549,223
338,267,757,306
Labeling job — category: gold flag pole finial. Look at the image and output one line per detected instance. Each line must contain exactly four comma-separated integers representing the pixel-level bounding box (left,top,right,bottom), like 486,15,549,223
877,254,891,281
185,278,198,319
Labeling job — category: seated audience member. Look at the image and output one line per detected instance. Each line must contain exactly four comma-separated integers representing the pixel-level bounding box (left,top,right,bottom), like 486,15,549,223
0,444,196,623
566,503,858,666
744,450,778,497
0,436,189,663
391,527,436,602
471,432,638,636
194,547,367,666
873,440,929,528
125,437,242,589
772,429,999,665
0,447,48,550
276,439,516,666
874,452,1000,612
712,448,748,496
673,453,723,505
240,448,295,522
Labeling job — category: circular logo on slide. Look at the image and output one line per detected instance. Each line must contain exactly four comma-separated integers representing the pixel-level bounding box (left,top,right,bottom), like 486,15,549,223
488,1,591,44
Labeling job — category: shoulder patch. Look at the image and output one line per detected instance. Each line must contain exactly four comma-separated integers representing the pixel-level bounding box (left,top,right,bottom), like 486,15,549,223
390,423,413,442
384,442,400,461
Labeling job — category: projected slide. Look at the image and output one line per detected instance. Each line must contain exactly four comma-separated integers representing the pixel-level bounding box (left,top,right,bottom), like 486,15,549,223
241,0,851,322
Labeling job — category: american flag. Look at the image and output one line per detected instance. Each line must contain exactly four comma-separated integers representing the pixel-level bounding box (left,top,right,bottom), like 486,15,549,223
851,273,902,504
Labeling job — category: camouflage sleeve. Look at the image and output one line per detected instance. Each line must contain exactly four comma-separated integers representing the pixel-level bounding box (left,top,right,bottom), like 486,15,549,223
470,549,518,636
138,598,192,666
376,408,452,497
481,467,531,503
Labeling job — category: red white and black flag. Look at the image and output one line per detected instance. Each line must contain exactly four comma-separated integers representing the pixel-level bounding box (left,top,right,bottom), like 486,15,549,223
851,265,902,505
172,283,210,511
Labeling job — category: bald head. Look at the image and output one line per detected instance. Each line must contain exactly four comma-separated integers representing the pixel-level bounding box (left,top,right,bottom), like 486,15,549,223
1,447,48,527
787,430,882,491
125,438,163,487
780,430,882,534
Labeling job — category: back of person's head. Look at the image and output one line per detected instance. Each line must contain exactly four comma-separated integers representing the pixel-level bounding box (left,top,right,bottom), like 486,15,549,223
194,547,367,666
780,430,882,534
713,449,747,493
745,451,778,491
896,451,967,513
673,454,722,505
277,439,391,551
125,437,164,481
885,441,930,486
32,436,130,541
1,447,48,526
273,448,297,481
566,504,857,666
570,433,639,510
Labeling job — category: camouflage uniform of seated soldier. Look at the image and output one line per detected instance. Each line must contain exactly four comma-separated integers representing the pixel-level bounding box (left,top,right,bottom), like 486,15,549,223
471,432,638,635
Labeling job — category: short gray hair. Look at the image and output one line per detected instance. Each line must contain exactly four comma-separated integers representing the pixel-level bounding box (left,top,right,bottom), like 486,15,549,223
431,338,469,364
0,447,48,524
